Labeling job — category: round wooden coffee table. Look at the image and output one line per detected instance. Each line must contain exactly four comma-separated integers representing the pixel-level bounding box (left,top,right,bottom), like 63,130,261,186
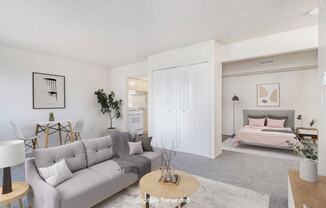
0,182,29,208
139,170,199,208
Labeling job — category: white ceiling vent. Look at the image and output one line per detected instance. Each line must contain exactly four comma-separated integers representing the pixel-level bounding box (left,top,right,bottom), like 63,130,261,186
259,58,275,65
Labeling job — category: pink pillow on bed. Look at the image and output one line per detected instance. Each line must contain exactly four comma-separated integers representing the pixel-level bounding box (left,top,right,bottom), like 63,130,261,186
248,118,265,127
266,118,285,128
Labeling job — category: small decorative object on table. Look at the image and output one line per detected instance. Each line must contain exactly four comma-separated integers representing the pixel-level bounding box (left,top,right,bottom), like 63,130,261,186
287,140,318,182
159,142,180,185
49,112,55,122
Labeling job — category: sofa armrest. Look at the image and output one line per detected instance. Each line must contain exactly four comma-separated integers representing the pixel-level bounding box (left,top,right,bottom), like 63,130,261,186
25,158,61,208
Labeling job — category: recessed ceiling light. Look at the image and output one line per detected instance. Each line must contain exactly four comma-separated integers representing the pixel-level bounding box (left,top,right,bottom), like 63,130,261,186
308,8,319,17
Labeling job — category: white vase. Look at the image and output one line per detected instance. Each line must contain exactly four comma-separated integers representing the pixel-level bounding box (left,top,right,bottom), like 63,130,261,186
299,158,318,182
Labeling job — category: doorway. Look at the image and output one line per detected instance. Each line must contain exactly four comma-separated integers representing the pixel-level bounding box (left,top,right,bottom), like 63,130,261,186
127,74,148,135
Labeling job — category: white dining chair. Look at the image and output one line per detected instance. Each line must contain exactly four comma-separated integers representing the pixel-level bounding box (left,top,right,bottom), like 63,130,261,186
65,117,84,144
10,121,39,151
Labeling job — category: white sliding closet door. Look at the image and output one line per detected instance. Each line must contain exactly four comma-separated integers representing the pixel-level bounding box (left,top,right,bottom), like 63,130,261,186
177,68,191,152
152,70,165,147
165,69,177,148
152,62,209,156
189,63,209,156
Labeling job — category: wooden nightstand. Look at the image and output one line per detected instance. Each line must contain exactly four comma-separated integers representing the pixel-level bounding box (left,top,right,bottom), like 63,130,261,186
0,182,29,208
296,127,318,144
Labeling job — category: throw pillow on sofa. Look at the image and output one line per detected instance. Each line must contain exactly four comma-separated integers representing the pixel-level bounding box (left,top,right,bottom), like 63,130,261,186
128,141,144,155
38,159,73,186
134,135,153,151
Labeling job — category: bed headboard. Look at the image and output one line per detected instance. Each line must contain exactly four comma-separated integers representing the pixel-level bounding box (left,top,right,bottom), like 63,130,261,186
243,110,295,130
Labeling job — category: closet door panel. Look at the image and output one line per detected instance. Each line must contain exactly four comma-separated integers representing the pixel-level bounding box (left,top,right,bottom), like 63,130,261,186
177,109,190,152
177,69,191,110
165,109,177,148
190,63,209,155
152,70,165,109
153,110,163,146
152,70,166,147
165,69,177,109
177,68,191,152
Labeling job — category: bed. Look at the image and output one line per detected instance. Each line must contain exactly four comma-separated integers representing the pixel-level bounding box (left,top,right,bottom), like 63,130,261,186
235,110,299,150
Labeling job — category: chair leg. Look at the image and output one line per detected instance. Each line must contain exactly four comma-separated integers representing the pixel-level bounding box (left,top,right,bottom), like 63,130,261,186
65,132,73,144
32,139,37,150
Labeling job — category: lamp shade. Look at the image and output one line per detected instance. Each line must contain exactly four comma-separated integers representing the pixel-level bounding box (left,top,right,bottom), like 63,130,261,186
232,94,239,101
297,115,302,120
0,140,25,168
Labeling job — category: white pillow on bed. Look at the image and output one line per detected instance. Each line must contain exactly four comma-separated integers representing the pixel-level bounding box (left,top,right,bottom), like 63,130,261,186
266,118,285,128
248,118,265,127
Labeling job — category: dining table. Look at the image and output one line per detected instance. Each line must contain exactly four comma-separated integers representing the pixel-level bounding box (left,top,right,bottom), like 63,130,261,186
34,120,74,148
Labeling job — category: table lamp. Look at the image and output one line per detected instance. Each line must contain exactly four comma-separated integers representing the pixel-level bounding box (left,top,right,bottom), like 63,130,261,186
0,140,25,194
297,114,302,128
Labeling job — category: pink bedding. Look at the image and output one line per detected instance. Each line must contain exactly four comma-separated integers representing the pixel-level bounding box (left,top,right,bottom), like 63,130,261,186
235,125,298,148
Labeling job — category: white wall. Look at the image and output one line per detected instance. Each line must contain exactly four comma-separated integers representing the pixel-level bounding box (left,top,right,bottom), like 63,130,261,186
318,0,326,176
223,51,319,135
0,45,110,147
110,61,148,130
220,26,318,62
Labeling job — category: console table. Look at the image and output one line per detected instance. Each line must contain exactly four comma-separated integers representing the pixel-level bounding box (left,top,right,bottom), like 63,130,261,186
288,170,326,208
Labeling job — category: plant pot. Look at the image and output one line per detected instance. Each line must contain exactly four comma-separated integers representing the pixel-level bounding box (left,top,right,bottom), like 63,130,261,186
299,158,318,182
106,128,119,135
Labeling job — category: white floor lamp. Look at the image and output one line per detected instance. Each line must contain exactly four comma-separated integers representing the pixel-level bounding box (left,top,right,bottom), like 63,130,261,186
232,94,240,138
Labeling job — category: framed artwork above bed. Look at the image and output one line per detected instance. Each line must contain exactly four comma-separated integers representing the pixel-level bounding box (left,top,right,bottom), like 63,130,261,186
257,83,280,107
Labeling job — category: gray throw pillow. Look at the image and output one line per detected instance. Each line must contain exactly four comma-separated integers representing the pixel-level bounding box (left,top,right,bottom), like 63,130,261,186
134,135,153,152
128,141,144,155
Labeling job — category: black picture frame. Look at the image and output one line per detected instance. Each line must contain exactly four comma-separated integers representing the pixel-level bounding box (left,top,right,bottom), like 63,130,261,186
32,72,66,109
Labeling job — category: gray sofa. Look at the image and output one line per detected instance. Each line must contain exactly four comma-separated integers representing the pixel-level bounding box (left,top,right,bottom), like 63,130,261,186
25,134,162,208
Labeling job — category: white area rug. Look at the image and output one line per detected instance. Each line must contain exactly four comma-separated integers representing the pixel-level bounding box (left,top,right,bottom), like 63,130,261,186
223,138,301,161
94,176,269,208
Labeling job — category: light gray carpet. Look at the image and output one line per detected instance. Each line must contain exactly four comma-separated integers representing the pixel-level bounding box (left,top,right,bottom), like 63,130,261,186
1,150,298,208
172,150,298,208
95,175,269,208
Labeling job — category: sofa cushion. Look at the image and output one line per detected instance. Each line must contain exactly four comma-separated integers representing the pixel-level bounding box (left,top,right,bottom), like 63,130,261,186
34,141,87,172
141,151,163,171
89,160,138,183
83,136,114,167
56,169,110,208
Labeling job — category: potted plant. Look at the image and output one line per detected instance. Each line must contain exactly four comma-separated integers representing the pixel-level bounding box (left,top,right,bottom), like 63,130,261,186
287,140,318,182
49,112,55,122
95,89,122,130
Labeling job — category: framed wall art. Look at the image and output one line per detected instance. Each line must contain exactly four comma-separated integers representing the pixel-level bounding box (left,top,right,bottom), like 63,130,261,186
257,83,280,107
32,72,65,109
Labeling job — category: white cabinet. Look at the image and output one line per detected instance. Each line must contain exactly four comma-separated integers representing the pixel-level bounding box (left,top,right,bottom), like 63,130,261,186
129,79,148,92
152,63,210,157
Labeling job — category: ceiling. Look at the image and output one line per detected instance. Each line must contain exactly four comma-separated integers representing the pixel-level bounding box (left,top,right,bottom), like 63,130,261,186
0,0,318,68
